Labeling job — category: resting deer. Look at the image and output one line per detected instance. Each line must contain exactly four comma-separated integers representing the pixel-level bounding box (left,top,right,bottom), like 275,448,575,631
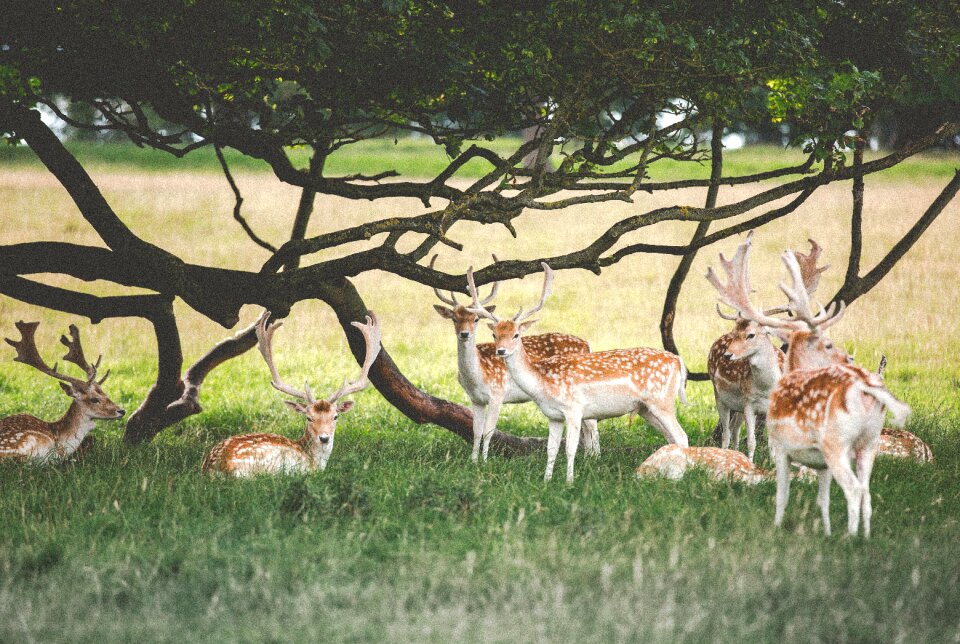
202,311,381,477
431,255,598,462
636,445,768,484
716,247,910,537
875,356,933,462
470,263,688,483
0,321,124,463
706,235,827,461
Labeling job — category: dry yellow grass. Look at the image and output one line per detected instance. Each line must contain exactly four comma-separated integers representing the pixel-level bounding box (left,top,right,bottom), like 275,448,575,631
1,163,958,414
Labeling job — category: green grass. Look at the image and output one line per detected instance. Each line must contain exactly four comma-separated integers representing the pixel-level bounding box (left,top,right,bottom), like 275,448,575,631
2,141,960,641
1,357,959,642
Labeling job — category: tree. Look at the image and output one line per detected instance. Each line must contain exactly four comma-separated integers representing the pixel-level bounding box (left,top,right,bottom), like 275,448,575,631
1,1,958,447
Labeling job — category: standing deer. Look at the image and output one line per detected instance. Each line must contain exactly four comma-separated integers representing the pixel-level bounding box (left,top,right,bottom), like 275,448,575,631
470,263,688,483
202,311,381,477
706,235,828,461
0,321,124,463
715,248,909,537
431,255,598,462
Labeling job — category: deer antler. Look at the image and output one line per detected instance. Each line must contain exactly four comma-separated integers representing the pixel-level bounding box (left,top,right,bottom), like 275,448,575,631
429,254,460,307
706,233,797,330
60,324,106,384
327,311,382,402
256,311,315,403
778,251,845,332
513,262,554,322
793,238,829,296
5,321,89,387
466,264,501,322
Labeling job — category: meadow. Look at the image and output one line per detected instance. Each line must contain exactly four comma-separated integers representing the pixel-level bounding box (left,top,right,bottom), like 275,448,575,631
1,139,959,642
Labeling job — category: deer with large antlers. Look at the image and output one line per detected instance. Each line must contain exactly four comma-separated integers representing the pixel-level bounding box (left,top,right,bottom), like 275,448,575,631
706,234,828,461
0,321,125,463
470,263,688,483
714,244,910,537
431,255,599,462
201,311,381,477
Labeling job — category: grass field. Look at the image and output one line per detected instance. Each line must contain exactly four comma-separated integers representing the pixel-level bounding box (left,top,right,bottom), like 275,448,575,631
1,140,959,641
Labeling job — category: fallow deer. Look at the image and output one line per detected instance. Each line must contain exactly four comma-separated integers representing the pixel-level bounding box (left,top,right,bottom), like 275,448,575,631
876,356,933,462
636,445,768,484
718,249,910,537
201,311,381,477
706,235,827,461
431,255,598,462
0,321,125,463
470,263,689,483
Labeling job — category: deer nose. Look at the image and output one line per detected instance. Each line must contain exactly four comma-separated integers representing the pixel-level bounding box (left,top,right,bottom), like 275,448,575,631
459,332,470,339
496,348,507,356
117,409,126,417
319,436,330,444
723,352,734,360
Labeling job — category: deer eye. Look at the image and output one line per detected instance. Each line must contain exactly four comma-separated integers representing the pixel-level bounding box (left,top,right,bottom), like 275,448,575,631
513,333,519,339
474,316,480,323
746,333,755,339
90,397,101,404
333,414,339,420
825,342,833,349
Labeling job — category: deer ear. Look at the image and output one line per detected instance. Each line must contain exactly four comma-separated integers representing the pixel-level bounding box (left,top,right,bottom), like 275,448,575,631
433,305,454,319
519,319,538,332
284,400,309,415
59,381,78,398
336,400,355,414
487,323,497,332
485,305,496,314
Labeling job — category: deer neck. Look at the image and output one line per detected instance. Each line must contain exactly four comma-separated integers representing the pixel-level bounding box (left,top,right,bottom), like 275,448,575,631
501,343,544,400
456,333,487,390
49,401,96,457
748,343,782,391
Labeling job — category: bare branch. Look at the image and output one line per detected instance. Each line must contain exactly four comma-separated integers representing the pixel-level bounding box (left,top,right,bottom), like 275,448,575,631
214,145,277,253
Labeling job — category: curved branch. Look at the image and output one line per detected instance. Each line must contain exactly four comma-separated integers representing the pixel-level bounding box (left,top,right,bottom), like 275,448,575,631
214,144,277,253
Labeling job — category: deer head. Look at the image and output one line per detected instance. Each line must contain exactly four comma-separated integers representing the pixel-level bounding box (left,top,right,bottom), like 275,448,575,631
706,234,848,371
431,254,500,341
469,262,553,358
256,311,381,455
4,321,124,420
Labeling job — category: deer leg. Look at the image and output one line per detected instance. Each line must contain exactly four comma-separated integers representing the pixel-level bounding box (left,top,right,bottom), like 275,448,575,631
855,444,879,538
822,447,863,536
643,406,689,448
470,403,485,463
744,406,758,463
817,469,833,536
581,419,600,457
718,404,732,449
481,396,503,462
773,445,791,528
564,411,583,483
544,418,563,482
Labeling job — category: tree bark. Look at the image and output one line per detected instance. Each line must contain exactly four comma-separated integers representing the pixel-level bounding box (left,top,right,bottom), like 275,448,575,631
660,119,725,383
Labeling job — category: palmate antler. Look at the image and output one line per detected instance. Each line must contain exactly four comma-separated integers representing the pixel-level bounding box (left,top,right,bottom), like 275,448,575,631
706,234,844,333
326,312,382,403
469,261,554,323
4,321,100,387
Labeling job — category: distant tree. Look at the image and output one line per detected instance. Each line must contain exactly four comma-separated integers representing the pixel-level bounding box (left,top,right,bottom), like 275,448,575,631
1,1,957,447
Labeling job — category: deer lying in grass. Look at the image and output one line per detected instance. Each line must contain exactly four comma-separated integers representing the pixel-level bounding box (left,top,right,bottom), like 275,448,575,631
470,263,688,483
432,256,598,462
706,235,827,461
718,248,910,537
875,356,933,462
0,321,124,463
636,445,768,484
202,311,381,477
